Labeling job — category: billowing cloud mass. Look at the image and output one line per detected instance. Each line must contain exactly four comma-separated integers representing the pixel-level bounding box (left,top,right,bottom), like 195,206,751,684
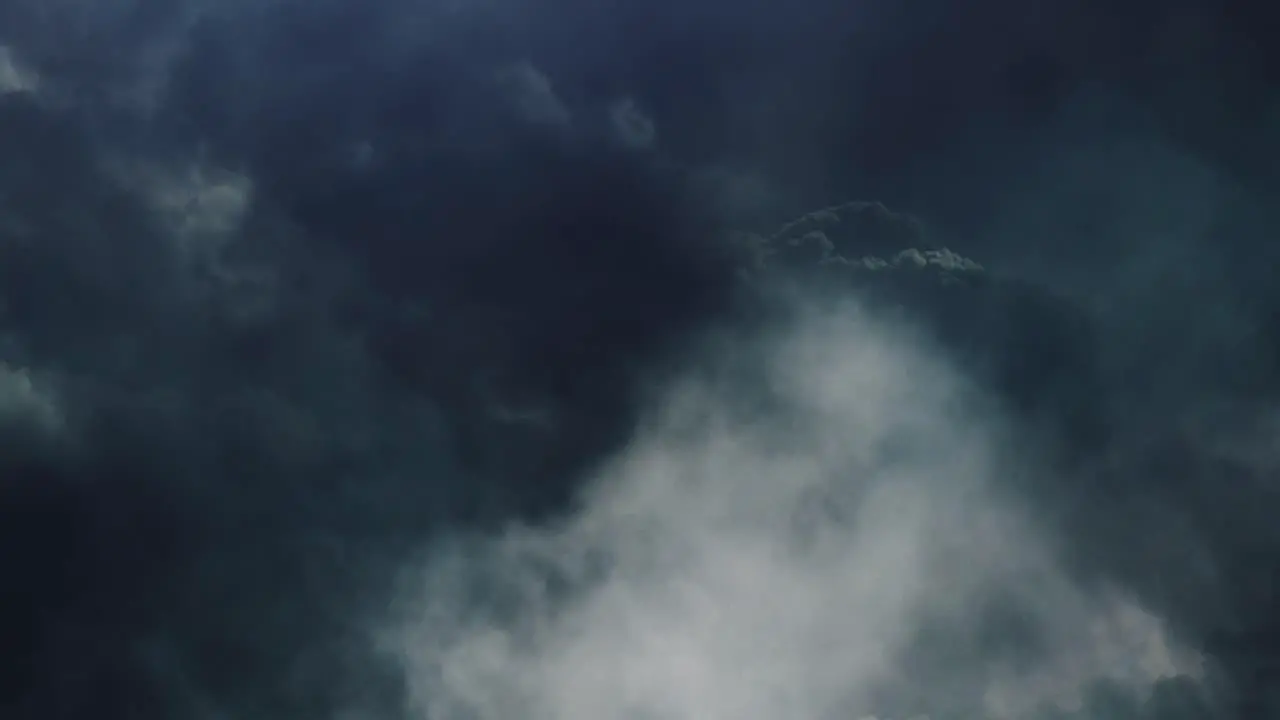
389,303,1206,720
1,1,1279,719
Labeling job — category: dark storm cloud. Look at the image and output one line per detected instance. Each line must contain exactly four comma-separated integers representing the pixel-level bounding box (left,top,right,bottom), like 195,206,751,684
3,1,1280,719
0,6,740,720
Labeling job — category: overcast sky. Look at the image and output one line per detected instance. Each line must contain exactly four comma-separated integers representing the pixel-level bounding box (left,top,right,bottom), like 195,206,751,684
2,1,1279,719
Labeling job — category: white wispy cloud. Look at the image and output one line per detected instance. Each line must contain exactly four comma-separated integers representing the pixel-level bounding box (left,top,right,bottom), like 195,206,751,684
495,61,572,127
0,45,39,95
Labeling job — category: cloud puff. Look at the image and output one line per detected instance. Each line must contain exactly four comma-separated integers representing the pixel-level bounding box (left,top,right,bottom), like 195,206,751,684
0,45,37,94
495,61,572,127
610,97,657,150
0,362,61,439
114,159,253,257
